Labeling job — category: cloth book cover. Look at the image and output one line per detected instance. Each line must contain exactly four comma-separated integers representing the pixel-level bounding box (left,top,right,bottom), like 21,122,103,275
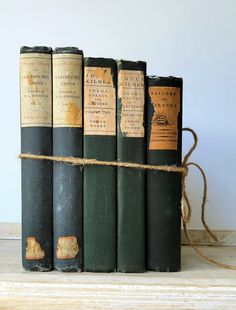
53,47,83,272
146,76,183,272
20,46,53,271
83,57,117,272
117,60,146,272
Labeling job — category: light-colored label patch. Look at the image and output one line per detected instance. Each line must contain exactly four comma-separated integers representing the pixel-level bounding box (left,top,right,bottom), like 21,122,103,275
53,54,83,127
84,67,116,136
26,237,45,260
56,236,79,259
118,70,145,137
149,86,180,150
20,53,52,127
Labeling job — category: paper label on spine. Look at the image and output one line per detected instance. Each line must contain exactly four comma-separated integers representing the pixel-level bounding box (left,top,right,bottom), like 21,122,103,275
53,54,83,127
20,53,52,127
149,86,180,150
118,70,144,137
26,237,45,260
56,236,79,259
84,67,116,135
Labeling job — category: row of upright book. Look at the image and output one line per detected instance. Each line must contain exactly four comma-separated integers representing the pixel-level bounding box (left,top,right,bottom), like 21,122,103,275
20,46,183,273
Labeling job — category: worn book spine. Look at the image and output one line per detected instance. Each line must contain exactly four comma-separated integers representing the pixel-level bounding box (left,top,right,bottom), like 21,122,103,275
53,47,83,272
20,46,53,271
146,76,183,272
83,57,117,272
117,60,146,272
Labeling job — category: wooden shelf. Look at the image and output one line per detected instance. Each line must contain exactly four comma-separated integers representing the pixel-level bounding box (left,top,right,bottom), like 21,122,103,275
0,225,236,309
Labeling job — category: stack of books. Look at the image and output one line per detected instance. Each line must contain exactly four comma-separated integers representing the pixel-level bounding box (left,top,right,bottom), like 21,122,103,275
20,46,182,273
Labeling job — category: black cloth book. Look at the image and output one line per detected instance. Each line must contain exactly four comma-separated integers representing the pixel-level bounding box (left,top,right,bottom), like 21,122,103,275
146,76,183,272
20,46,53,271
53,47,83,272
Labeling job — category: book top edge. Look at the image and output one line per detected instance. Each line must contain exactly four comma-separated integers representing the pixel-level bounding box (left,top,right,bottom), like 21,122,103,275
117,59,146,64
117,59,146,71
53,47,83,55
84,57,115,63
148,76,183,82
20,46,52,54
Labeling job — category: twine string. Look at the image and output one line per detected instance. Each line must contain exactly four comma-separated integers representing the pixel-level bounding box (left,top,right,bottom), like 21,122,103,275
18,153,186,173
181,128,218,241
18,128,236,270
181,128,236,270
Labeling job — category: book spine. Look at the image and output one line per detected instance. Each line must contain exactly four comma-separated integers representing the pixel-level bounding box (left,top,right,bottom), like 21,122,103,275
146,76,183,272
117,60,146,272
53,47,83,272
83,57,117,272
20,46,53,271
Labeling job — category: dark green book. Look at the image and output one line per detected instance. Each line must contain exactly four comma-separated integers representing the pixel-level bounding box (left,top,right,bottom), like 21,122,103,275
117,60,146,272
146,76,183,272
53,47,83,272
83,57,117,272
20,46,53,271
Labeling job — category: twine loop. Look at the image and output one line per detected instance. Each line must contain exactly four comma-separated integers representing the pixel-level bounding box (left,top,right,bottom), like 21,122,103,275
180,128,217,242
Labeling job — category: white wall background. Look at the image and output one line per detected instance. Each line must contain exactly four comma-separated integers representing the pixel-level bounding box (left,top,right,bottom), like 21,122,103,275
0,0,235,229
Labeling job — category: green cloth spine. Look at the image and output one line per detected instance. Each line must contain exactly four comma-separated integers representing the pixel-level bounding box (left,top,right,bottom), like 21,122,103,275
83,57,117,272
117,60,146,272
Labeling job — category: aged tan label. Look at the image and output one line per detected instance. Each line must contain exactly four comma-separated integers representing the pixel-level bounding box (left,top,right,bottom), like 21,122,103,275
56,236,79,259
118,70,144,137
20,53,52,127
149,86,180,150
53,54,82,127
26,237,45,260
84,67,116,135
